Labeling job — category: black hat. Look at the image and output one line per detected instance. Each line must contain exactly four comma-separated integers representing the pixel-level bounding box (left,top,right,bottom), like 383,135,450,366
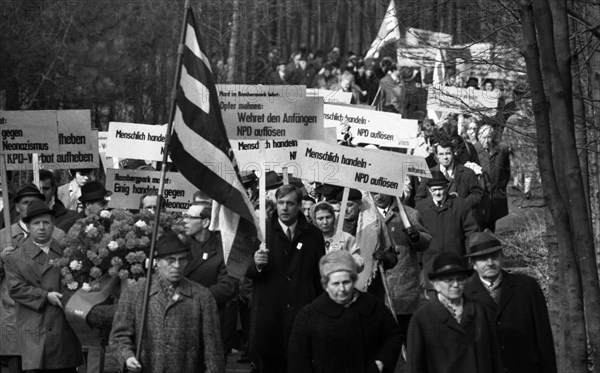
23,200,55,223
335,188,362,202
265,171,283,190
155,232,189,258
426,171,449,187
428,252,473,280
79,181,113,203
15,183,45,202
287,176,304,189
315,184,343,201
465,229,504,257
241,171,258,187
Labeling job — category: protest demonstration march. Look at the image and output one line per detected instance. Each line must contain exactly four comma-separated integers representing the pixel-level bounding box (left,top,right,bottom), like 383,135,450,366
3,0,600,372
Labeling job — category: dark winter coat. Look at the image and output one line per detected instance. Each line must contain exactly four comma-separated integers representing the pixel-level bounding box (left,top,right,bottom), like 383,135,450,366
382,202,431,314
53,202,83,232
474,142,511,223
415,195,479,268
184,231,239,350
406,296,503,373
288,291,402,373
109,276,225,373
247,212,325,357
464,271,557,373
4,238,83,370
415,164,483,210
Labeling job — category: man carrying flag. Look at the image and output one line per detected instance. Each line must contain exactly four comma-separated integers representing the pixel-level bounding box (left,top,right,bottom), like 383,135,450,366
117,1,262,371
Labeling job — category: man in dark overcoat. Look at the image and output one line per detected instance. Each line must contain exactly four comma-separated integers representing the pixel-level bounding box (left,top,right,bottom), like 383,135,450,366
464,230,557,373
247,184,325,373
4,200,83,372
183,201,238,353
474,124,511,232
110,232,224,373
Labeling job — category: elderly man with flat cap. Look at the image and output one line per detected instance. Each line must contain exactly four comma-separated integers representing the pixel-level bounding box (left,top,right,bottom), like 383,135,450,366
0,185,68,373
464,230,557,373
110,232,224,373
4,200,83,372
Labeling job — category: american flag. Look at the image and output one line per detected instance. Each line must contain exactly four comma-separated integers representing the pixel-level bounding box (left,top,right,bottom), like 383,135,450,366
169,8,262,279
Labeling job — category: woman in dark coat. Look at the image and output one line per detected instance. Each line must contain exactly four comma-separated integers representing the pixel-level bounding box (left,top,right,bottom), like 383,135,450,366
406,252,503,373
288,250,402,373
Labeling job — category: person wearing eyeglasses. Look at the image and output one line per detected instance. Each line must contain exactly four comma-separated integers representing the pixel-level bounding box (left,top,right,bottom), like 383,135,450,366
406,252,503,373
110,232,225,373
182,201,239,358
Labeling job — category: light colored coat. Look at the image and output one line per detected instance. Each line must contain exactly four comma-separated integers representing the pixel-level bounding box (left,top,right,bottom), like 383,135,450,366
0,223,65,356
4,238,83,369
110,275,225,373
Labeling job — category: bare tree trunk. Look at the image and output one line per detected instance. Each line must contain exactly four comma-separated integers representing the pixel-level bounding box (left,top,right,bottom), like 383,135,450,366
227,0,240,83
336,0,349,55
519,0,600,370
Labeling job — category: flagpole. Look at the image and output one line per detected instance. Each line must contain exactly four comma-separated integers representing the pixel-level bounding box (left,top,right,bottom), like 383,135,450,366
135,0,191,360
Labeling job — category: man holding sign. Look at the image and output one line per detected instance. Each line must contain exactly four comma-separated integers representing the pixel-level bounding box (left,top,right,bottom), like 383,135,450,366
247,185,325,373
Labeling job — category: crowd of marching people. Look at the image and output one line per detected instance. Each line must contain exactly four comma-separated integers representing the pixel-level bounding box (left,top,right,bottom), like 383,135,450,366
0,49,546,373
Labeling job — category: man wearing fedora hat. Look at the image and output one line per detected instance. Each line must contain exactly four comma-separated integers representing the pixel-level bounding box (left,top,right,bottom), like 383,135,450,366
416,171,478,294
406,252,503,373
4,200,83,372
464,230,557,373
1,184,69,372
78,180,113,217
110,232,224,373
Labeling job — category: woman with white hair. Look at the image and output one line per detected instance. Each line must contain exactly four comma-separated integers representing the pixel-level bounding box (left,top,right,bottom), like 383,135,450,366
288,250,402,373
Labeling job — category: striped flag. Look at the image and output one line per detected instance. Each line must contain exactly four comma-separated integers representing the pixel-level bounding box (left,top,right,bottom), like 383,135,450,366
365,0,401,60
170,8,262,279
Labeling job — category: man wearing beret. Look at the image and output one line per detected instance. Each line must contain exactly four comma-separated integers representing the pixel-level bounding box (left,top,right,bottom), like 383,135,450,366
464,230,557,373
0,184,68,373
110,232,224,373
4,200,83,372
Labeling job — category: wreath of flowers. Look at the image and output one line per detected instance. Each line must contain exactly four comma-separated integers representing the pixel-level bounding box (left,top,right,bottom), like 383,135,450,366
55,209,186,292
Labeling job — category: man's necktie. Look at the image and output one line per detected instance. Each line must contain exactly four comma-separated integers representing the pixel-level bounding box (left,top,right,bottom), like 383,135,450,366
286,227,293,241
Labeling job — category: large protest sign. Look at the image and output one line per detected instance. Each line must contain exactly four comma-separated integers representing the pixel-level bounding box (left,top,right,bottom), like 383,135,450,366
294,140,431,196
0,110,98,170
426,86,499,114
306,88,353,104
0,111,60,157
323,104,418,147
105,122,169,162
219,92,324,140
105,168,197,212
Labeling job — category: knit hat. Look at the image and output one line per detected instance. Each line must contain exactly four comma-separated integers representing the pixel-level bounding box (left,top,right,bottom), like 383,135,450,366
319,250,357,278
465,229,504,257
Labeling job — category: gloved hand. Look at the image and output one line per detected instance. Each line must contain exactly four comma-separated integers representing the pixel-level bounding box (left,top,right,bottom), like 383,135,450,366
403,226,420,244
373,250,396,269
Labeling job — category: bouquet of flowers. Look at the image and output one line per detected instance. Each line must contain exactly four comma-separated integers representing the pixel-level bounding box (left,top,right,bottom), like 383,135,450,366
55,208,186,292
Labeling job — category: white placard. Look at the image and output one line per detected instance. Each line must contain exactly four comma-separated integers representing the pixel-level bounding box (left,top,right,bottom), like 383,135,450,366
306,88,353,104
426,86,499,115
105,122,168,161
294,140,431,195
323,104,418,147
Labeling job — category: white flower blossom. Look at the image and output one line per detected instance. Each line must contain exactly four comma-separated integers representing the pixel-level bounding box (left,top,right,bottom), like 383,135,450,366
69,260,83,271
84,224,95,234
134,220,147,228
100,210,111,218
107,241,119,251
67,281,79,290
81,283,91,292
